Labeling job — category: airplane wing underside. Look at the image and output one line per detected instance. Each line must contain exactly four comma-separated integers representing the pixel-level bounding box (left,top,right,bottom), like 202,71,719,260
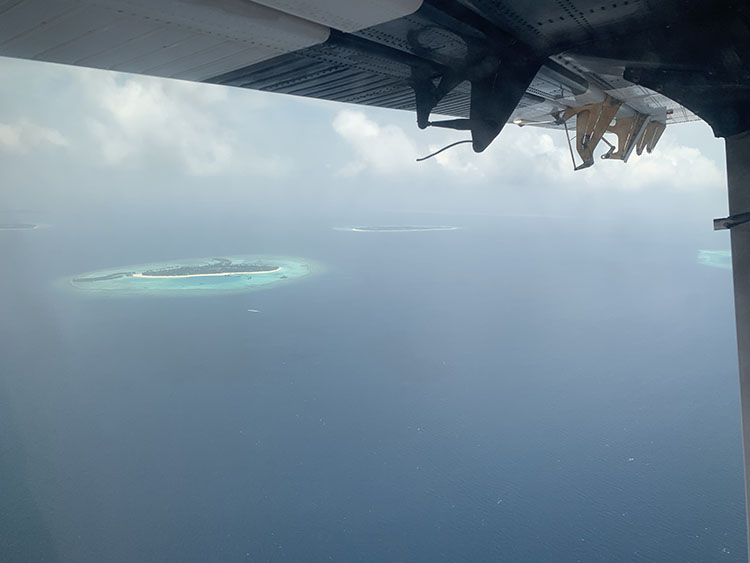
0,0,722,169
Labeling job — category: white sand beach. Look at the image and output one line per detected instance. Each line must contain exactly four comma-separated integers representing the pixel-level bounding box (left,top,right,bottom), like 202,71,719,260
133,267,280,279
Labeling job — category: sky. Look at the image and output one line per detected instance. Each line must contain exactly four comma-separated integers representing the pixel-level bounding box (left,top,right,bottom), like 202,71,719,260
0,54,730,232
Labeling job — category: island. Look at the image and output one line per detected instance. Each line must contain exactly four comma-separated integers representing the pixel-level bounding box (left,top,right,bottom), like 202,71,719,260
72,272,135,283
67,255,311,295
136,258,280,278
698,249,732,270
345,225,457,232
0,223,37,230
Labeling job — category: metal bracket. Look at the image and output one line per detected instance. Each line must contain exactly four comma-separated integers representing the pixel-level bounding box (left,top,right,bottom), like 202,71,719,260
411,70,463,130
636,121,666,156
561,94,623,170
714,212,750,230
559,95,667,171
601,112,650,162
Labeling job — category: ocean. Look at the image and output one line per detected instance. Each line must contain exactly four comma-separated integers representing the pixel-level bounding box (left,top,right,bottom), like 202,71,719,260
0,209,745,562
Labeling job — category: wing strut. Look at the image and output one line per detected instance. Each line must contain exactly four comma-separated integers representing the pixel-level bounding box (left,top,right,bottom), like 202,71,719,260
414,56,543,153
725,132,750,561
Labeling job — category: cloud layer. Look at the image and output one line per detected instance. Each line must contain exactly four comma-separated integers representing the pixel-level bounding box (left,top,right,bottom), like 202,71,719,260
0,119,69,153
332,110,420,176
331,109,724,193
79,72,278,176
0,55,728,223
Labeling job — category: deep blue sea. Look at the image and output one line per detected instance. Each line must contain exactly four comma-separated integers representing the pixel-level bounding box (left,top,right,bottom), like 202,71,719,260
0,209,745,562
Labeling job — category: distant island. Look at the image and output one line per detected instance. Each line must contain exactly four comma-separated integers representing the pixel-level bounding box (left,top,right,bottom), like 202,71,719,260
135,258,279,278
68,255,310,295
698,249,732,270
0,223,37,230
348,225,457,232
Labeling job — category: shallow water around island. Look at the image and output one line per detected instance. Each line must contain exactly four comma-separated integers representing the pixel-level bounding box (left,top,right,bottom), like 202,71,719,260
66,255,311,296
698,249,732,270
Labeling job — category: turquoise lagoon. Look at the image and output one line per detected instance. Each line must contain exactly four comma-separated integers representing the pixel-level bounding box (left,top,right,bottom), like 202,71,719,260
68,255,312,295
698,249,732,270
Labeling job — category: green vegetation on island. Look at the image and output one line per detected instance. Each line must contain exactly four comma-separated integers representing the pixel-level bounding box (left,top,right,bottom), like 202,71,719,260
140,258,278,277
72,272,134,283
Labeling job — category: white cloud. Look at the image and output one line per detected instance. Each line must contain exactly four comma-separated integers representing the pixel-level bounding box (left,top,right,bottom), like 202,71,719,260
575,133,725,191
77,70,283,177
433,143,482,176
431,128,570,182
479,124,725,192
331,108,724,193
332,110,421,176
0,119,69,153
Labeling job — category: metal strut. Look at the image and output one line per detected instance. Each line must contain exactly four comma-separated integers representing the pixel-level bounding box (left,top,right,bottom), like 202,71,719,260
411,55,543,153
725,132,750,561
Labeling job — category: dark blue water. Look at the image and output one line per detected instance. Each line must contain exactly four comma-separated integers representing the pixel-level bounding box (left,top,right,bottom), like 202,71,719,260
0,210,745,562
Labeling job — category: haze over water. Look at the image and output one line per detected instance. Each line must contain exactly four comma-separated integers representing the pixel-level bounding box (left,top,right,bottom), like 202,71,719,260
1,205,744,562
